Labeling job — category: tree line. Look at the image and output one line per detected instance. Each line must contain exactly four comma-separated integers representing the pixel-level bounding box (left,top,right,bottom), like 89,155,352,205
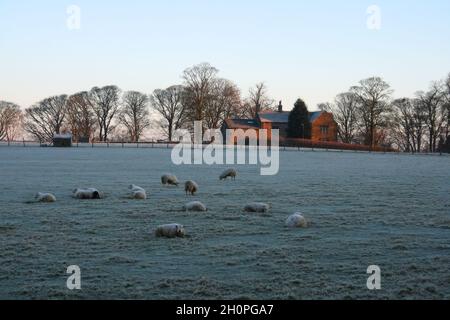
0,63,275,144
288,75,450,153
1,63,449,153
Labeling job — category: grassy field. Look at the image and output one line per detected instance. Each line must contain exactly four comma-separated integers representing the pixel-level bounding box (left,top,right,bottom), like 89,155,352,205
0,147,449,299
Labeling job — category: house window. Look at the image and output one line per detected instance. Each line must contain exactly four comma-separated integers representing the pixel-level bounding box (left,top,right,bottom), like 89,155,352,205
320,126,329,135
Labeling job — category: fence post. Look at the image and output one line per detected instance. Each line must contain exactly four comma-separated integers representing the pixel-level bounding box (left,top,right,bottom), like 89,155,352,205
23,138,25,147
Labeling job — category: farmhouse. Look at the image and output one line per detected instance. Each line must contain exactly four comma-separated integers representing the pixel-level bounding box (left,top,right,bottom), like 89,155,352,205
221,102,338,144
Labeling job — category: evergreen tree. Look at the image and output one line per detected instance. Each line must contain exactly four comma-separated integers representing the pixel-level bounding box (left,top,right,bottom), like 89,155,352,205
287,99,311,139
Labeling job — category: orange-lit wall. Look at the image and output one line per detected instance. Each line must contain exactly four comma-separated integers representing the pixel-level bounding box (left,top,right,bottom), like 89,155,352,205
311,113,338,142
261,122,272,140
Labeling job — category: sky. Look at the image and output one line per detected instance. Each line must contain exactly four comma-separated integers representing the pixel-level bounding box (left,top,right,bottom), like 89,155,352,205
1,0,450,112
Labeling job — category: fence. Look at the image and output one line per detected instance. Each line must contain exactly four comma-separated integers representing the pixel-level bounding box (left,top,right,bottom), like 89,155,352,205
0,140,177,149
280,138,394,153
0,139,448,157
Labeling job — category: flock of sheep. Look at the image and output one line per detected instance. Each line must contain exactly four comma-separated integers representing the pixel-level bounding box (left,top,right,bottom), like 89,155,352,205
34,168,308,238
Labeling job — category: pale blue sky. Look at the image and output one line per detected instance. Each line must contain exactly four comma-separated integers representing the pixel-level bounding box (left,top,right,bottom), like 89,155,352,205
1,0,450,111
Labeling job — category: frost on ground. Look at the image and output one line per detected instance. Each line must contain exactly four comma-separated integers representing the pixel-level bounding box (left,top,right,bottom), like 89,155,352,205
0,147,449,300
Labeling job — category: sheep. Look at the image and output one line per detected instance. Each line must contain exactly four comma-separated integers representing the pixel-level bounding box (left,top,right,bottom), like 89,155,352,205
73,188,101,200
286,213,308,228
220,168,237,181
184,180,198,196
129,184,147,200
155,224,186,238
35,192,56,203
244,202,270,213
161,174,179,186
183,201,207,212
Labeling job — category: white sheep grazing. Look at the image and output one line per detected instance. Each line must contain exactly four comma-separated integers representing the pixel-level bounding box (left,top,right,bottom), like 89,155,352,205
183,201,207,212
220,168,237,181
129,184,147,200
286,213,308,228
244,202,270,213
155,224,186,238
35,192,56,203
161,174,179,186
184,180,198,196
73,188,101,199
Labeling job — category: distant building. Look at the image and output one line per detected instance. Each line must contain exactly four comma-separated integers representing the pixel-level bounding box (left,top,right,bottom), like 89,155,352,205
53,134,72,147
221,119,262,145
221,102,338,144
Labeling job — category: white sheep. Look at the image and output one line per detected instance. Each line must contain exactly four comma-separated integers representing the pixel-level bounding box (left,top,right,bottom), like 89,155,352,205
220,168,237,181
185,180,198,196
244,202,270,213
73,188,101,199
161,174,179,186
35,192,56,203
129,184,147,200
155,224,186,238
286,213,308,228
183,201,207,212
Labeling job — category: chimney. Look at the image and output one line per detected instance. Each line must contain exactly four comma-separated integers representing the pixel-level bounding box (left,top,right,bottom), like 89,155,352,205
278,101,283,113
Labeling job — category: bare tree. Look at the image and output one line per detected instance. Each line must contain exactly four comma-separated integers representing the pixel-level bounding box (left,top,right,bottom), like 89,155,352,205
150,85,186,142
118,91,150,142
204,79,242,129
182,63,219,124
415,82,447,152
0,101,23,142
391,98,417,152
332,92,359,144
443,74,450,142
391,96,435,153
242,82,275,118
350,77,393,148
90,85,121,142
410,98,427,152
67,92,97,142
447,73,450,93
24,95,68,142
317,102,333,112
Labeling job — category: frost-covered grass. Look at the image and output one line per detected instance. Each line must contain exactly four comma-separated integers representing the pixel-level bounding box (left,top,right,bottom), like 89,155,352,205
0,147,449,299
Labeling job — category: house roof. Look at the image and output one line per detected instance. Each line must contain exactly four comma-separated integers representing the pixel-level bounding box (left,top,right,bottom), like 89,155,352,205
258,111,290,123
258,111,324,123
53,134,72,139
309,111,323,123
224,119,260,130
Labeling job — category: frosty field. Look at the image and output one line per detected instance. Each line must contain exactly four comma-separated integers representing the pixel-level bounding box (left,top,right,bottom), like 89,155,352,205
0,147,449,300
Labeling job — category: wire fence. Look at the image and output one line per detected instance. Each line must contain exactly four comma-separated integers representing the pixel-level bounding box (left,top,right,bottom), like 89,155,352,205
0,140,177,149
0,139,449,157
